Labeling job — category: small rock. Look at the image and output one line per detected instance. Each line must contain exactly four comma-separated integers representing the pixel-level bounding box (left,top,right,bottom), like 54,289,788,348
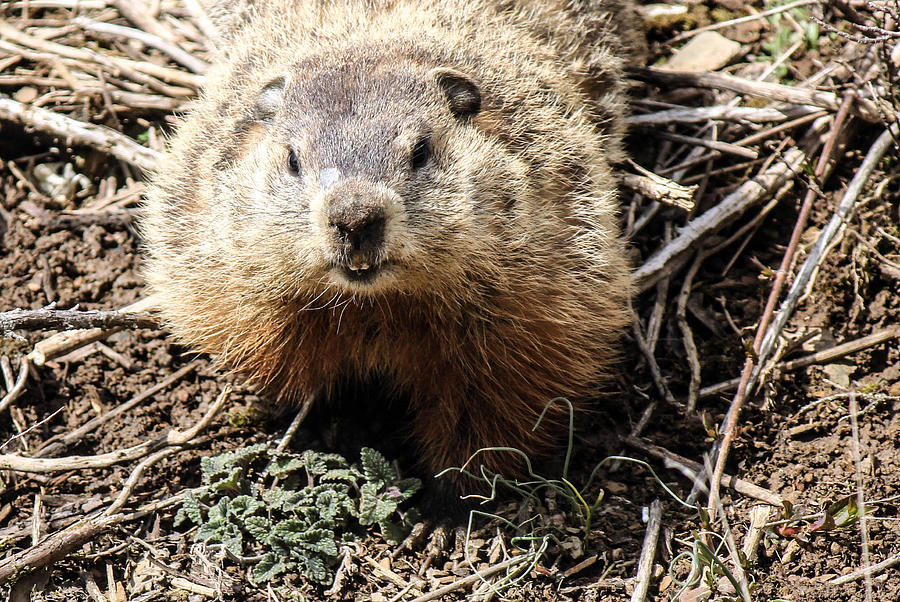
603,480,628,495
638,3,689,28
889,380,900,396
822,363,855,388
665,31,743,72
13,86,38,103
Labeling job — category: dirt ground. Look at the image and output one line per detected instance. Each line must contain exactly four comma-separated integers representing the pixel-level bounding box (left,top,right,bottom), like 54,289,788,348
1,1,899,601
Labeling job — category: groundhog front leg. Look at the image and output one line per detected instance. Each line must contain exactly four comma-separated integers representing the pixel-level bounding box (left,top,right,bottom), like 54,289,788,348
409,392,553,498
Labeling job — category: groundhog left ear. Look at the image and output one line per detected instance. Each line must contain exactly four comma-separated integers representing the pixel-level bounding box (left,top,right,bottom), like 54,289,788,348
254,76,286,123
430,68,481,118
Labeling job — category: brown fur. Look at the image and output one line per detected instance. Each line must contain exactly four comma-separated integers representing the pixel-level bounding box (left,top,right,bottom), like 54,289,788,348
141,0,638,485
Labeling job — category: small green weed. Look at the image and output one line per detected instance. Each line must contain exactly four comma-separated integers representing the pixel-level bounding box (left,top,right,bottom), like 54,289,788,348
174,444,420,585
437,398,693,599
759,0,819,79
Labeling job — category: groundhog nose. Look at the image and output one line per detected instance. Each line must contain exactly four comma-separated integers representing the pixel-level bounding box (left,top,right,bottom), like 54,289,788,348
328,204,385,242
327,200,386,258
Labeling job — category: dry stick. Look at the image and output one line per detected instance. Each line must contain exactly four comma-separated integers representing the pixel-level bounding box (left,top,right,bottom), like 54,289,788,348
29,296,160,366
631,316,677,405
699,327,900,399
0,308,158,335
111,0,177,42
653,130,758,159
181,0,219,52
0,97,161,173
633,138,818,292
666,0,818,44
0,392,226,582
1,409,63,456
102,386,231,518
0,48,191,107
0,510,121,583
361,556,423,596
6,0,107,9
170,577,217,598
274,392,317,453
631,67,883,123
47,209,136,230
0,381,228,474
645,225,671,353
630,499,662,602
749,122,900,393
705,98,854,523
830,552,900,585
741,506,772,565
34,360,200,458
0,37,194,100
2,432,174,472
619,172,697,211
74,17,209,74
407,555,531,602
734,110,830,147
624,436,783,507
849,392,874,602
708,479,752,602
779,327,900,371
0,18,203,90
715,182,794,275
1,356,14,391
82,570,105,602
849,228,900,271
0,73,182,111
626,103,821,127
676,255,704,412
756,93,855,358
325,546,358,597
0,356,29,414
656,151,729,180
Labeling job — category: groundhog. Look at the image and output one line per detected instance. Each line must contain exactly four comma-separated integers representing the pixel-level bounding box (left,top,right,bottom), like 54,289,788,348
141,0,638,501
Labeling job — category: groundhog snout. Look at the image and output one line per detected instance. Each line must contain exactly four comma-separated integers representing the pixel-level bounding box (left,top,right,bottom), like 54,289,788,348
325,192,387,272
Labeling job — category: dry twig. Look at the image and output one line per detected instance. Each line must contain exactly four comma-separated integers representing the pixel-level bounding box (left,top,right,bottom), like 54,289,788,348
29,296,160,365
34,360,201,458
0,357,29,415
624,436,783,507
407,555,531,602
849,391,874,602
634,135,820,292
620,161,696,211
630,499,662,602
0,97,161,172
626,103,822,126
700,327,900,398
0,387,229,582
750,122,899,392
1,307,158,335
632,67,883,122
74,16,209,74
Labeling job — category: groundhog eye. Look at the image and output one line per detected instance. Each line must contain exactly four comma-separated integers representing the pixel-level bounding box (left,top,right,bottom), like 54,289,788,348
410,136,431,170
287,149,302,175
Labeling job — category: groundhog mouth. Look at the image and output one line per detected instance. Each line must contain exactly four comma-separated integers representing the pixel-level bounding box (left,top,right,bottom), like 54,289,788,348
331,260,395,287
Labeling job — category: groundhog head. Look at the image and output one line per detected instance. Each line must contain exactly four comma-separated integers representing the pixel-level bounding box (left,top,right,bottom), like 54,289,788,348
224,54,529,299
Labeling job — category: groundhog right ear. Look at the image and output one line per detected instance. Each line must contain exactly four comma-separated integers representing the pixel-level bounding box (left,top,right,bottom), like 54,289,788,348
430,68,481,118
254,76,286,122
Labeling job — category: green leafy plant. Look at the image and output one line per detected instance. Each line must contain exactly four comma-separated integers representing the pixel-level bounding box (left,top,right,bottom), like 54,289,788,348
175,444,420,585
759,0,820,79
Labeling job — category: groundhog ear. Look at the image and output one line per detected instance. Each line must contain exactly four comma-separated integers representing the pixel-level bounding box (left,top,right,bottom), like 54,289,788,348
430,68,481,118
254,76,286,122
